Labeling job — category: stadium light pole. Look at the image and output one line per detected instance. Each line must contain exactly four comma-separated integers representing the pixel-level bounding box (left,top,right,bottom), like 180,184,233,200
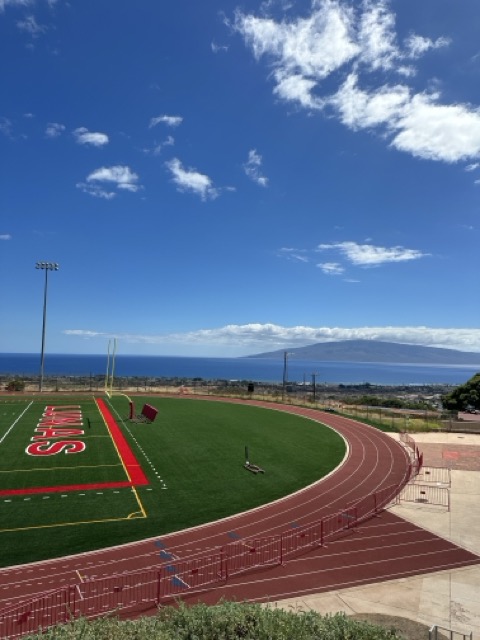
35,262,59,392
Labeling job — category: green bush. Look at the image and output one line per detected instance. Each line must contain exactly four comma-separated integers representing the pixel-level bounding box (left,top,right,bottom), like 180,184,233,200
5,379,25,391
26,601,403,640
442,372,480,411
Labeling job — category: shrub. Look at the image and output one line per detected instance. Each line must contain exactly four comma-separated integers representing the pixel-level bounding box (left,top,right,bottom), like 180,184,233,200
5,379,25,392
26,601,404,640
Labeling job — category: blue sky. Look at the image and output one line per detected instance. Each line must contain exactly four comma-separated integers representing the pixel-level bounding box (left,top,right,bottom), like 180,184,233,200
1,0,480,357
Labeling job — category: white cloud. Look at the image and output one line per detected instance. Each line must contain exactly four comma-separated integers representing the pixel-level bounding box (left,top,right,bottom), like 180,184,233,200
243,149,268,186
279,241,427,270
234,0,359,111
318,241,427,266
87,165,139,190
149,115,183,128
1,0,60,7
165,158,218,200
64,329,106,338
45,122,65,138
143,135,175,156
405,34,450,58
77,165,141,198
317,262,344,275
330,76,480,162
0,234,12,240
357,0,399,72
273,72,321,108
391,94,480,162
211,41,229,53
330,72,410,130
63,323,480,354
0,116,13,137
235,0,480,164
465,163,479,172
73,127,109,147
17,14,46,36
278,247,309,262
75,183,116,200
0,0,33,8
235,2,359,78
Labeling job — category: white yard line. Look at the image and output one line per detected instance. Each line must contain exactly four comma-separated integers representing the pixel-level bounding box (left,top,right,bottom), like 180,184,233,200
0,401,33,446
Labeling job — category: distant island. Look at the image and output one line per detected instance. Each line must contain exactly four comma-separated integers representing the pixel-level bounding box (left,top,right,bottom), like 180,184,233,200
245,339,480,365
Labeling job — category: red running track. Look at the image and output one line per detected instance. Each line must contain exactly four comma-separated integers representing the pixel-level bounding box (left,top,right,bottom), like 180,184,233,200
0,400,478,612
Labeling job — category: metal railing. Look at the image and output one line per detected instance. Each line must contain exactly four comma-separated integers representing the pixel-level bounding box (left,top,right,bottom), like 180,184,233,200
429,624,473,640
398,482,450,510
415,466,451,487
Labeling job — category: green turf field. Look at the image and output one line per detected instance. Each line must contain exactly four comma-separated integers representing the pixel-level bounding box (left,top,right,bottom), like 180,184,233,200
0,395,345,568
0,397,127,491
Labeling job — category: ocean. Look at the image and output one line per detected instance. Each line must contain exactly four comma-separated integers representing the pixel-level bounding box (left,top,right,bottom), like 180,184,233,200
1,353,479,386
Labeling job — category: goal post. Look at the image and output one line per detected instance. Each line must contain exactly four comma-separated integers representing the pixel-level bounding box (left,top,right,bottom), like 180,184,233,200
105,338,117,397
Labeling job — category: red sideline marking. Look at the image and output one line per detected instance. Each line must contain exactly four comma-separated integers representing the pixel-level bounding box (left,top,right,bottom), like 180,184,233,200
96,398,149,486
0,482,132,497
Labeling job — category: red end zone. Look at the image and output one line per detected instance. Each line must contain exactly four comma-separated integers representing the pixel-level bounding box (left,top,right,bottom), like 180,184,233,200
0,398,148,497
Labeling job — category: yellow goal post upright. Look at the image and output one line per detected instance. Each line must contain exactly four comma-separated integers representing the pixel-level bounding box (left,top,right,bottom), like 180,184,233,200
105,338,135,419
105,338,117,397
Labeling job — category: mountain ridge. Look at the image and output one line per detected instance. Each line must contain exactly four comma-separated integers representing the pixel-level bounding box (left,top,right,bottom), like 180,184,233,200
245,339,480,365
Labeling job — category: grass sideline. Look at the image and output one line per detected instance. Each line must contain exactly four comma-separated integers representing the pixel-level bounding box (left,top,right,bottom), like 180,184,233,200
0,395,345,567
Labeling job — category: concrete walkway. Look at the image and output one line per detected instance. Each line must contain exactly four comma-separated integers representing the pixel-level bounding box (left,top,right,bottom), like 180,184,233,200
273,432,480,638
